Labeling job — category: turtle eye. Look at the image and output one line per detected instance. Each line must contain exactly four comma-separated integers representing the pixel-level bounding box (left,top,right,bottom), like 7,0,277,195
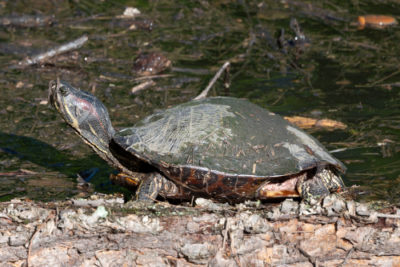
59,86,69,96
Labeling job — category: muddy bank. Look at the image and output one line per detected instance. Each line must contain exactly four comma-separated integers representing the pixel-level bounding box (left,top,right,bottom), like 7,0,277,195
1,194,399,266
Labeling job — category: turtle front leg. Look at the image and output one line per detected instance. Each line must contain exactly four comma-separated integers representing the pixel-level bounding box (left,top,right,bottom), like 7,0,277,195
110,172,142,190
297,168,345,205
136,173,190,201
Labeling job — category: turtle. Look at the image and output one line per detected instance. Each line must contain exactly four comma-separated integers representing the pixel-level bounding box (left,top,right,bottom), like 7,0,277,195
48,79,346,204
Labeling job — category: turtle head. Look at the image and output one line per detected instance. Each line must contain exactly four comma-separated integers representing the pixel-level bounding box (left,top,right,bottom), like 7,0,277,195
48,79,115,156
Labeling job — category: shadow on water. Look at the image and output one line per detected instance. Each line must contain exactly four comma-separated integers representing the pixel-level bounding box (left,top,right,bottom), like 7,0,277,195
0,132,121,201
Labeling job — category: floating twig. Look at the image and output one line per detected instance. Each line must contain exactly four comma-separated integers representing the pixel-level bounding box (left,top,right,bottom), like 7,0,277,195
131,80,156,94
17,35,88,67
133,74,173,81
194,61,230,100
171,67,210,75
356,68,400,88
0,15,54,27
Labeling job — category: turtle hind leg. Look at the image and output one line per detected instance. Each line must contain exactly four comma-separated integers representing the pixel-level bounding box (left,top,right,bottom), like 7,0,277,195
319,168,345,193
136,173,189,201
297,168,345,205
297,174,330,205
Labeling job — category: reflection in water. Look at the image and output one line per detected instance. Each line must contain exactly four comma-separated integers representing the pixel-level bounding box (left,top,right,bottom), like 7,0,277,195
0,132,116,201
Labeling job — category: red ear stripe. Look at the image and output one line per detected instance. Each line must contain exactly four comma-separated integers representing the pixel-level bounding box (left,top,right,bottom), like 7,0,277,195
73,95,107,132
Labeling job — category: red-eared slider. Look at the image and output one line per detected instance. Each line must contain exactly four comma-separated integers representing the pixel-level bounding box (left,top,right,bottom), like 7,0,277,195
48,79,345,204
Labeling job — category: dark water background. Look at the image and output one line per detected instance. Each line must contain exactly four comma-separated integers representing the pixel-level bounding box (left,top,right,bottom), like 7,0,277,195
0,0,399,203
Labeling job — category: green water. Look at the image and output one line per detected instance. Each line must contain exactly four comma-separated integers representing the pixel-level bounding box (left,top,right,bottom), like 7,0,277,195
0,0,399,203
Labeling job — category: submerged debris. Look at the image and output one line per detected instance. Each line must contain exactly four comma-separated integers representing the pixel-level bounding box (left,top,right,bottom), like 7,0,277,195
120,7,141,19
358,15,398,29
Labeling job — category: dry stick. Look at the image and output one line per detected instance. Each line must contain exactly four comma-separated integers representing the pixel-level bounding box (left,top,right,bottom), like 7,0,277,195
194,61,230,100
17,35,88,67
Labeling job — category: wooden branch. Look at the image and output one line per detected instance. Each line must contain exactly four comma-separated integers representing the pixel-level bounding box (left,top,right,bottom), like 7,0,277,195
194,61,230,100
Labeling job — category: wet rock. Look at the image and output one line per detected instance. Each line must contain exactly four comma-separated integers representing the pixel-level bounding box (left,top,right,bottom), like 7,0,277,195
132,52,171,76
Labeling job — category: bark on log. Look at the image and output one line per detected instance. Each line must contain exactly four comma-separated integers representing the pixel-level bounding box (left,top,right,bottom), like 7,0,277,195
0,194,399,267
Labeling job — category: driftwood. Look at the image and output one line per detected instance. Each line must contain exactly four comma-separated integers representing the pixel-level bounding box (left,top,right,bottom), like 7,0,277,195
284,115,347,131
1,194,399,266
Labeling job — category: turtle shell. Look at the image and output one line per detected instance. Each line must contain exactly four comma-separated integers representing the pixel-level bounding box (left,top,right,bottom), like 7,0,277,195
111,97,345,199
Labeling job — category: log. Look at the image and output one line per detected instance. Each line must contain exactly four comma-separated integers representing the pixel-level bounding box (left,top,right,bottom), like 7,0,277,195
0,194,399,266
